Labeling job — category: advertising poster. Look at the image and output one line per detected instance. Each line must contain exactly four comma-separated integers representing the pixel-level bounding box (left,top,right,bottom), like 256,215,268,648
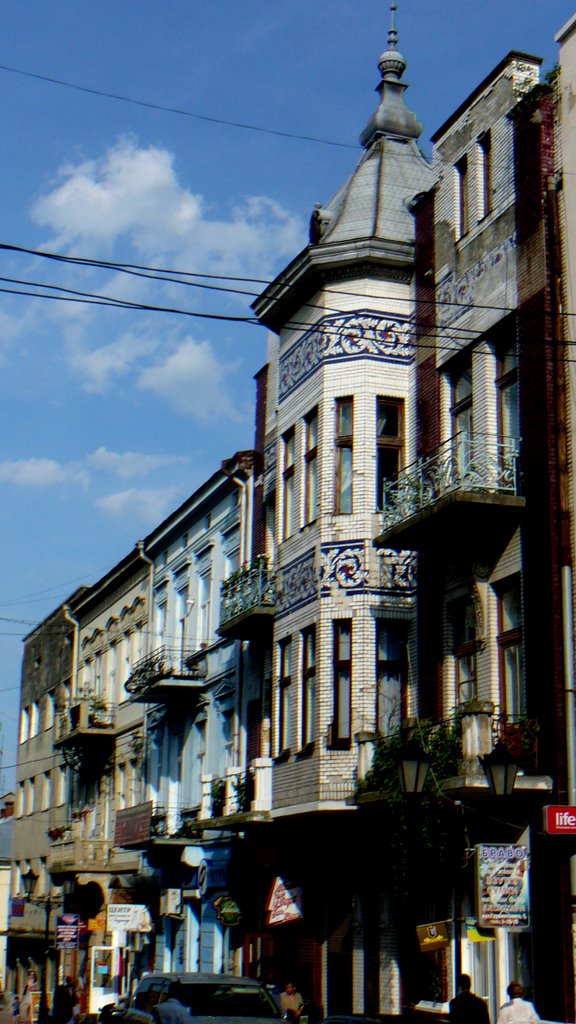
476,844,530,930
56,914,80,949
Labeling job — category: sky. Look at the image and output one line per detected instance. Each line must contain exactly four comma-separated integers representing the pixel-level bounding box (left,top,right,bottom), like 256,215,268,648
0,0,573,785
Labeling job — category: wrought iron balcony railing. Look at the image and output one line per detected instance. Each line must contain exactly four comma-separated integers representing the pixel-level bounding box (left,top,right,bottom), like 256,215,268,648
125,645,208,697
219,555,276,629
382,433,521,529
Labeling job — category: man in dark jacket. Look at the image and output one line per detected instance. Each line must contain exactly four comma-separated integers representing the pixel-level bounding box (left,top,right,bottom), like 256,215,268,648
152,983,191,1024
449,974,491,1024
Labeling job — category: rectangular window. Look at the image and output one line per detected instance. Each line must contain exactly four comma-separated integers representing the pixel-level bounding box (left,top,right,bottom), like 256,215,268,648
44,691,55,731
278,638,292,754
301,627,316,747
41,772,51,812
452,598,477,704
283,428,296,539
497,578,525,717
455,154,469,238
332,620,352,745
376,621,407,734
19,708,29,745
335,398,353,513
377,398,404,510
29,703,40,739
497,340,519,439
155,596,167,649
198,571,212,644
304,408,318,524
478,131,492,219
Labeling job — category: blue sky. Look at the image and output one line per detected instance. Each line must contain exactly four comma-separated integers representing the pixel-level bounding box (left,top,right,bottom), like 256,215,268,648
0,0,573,783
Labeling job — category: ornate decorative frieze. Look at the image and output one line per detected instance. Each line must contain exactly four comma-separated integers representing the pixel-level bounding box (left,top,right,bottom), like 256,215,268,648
378,549,417,596
437,236,516,326
279,310,413,402
276,550,317,618
320,541,368,595
263,441,277,496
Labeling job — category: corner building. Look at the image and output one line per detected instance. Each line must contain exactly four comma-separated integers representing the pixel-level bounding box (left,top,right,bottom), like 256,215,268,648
223,23,433,1016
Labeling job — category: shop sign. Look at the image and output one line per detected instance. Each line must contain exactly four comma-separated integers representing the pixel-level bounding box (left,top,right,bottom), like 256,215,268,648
213,895,242,926
113,802,152,846
107,903,151,932
416,921,450,951
544,805,576,834
476,844,530,930
10,898,24,918
266,877,303,926
56,914,80,949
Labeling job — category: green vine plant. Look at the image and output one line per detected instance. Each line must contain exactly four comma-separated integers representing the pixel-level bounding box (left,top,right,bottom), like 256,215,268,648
355,718,464,901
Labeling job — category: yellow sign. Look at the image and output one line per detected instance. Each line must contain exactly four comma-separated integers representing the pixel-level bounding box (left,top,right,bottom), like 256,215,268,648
416,920,450,951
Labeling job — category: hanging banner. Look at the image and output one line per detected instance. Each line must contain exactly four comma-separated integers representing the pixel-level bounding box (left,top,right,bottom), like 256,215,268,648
416,921,450,951
476,844,530,930
266,877,303,926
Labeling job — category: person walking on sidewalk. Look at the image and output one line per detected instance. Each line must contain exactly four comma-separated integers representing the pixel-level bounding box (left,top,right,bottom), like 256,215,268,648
497,982,540,1024
449,974,490,1024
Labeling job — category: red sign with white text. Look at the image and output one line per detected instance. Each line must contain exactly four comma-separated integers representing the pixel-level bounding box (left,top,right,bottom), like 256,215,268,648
544,805,576,834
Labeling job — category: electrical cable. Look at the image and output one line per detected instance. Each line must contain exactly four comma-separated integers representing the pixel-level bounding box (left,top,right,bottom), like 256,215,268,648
0,63,358,150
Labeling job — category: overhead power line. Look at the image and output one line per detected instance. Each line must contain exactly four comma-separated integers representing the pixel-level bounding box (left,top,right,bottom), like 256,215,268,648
0,63,358,151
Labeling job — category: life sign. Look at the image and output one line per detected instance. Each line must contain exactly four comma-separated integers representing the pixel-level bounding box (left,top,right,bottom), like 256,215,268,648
544,805,576,834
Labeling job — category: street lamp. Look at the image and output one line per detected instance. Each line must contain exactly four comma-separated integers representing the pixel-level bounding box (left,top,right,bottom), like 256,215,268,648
21,868,55,1024
396,739,432,794
480,741,520,796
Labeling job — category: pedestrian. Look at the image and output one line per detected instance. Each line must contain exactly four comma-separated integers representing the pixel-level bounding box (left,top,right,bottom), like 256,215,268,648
152,982,191,1024
280,983,304,1022
51,984,76,1024
449,974,490,1024
11,993,19,1023
497,982,540,1024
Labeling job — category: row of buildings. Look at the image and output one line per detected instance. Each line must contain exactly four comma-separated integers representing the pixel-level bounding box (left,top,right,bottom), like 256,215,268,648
9,9,576,1024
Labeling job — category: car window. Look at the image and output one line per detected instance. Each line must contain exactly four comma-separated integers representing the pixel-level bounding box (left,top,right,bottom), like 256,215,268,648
178,984,280,1018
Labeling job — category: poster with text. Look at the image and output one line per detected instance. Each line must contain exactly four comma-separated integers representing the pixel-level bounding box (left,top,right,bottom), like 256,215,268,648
476,844,530,930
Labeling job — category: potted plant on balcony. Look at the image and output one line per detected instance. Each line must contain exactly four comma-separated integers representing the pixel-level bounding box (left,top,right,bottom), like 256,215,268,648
211,778,226,817
89,697,108,727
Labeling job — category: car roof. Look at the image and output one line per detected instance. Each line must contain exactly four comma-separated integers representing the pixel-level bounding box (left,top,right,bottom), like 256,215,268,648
140,975,265,987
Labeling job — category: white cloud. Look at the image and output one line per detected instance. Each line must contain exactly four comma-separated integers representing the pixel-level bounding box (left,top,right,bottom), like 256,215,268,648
31,137,304,275
137,337,243,422
64,325,162,393
0,458,85,487
86,446,188,478
96,486,181,525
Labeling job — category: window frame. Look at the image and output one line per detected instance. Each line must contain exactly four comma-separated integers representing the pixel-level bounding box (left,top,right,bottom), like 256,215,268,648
335,398,353,514
277,637,292,755
304,408,318,525
455,154,469,238
376,620,408,734
331,620,352,748
478,131,492,220
301,626,316,749
496,578,525,718
451,597,477,704
282,428,296,539
376,398,404,510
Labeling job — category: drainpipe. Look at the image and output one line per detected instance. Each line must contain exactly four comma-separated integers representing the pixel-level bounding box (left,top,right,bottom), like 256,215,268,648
549,173,576,1009
221,460,251,568
135,541,155,804
136,540,154,657
221,458,254,773
62,605,80,700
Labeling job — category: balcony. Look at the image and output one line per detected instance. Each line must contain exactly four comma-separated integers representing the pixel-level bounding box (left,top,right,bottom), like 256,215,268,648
125,645,209,702
54,697,117,750
376,433,525,552
218,556,276,639
47,836,111,873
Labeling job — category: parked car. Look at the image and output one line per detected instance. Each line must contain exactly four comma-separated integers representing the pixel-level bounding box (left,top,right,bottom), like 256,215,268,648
100,973,283,1024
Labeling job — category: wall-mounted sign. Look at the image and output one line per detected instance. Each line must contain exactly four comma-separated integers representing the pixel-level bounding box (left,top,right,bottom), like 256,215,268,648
107,903,151,933
416,921,450,951
476,845,530,930
56,914,80,949
114,802,152,847
213,895,242,926
544,805,576,834
266,877,303,926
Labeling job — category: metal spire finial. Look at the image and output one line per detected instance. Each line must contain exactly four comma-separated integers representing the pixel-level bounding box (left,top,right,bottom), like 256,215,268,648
388,3,398,50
